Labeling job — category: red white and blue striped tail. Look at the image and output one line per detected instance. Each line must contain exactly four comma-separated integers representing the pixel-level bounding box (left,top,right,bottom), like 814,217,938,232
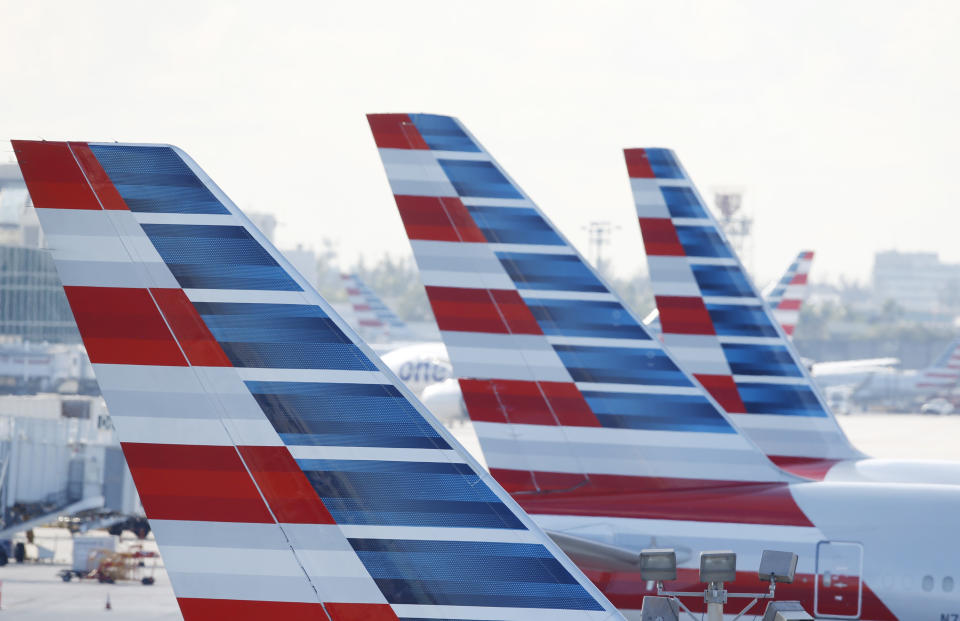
341,273,412,342
762,250,815,339
624,148,862,479
13,139,624,621
918,336,960,392
367,114,797,507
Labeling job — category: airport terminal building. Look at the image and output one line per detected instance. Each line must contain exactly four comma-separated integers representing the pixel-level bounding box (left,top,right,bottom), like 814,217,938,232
0,164,79,345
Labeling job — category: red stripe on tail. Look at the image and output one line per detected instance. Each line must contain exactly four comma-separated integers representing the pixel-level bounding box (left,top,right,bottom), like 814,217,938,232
769,456,841,481
151,288,232,367
512,471,813,526
68,142,129,210
122,443,274,523
64,286,188,366
638,218,685,256
656,295,716,335
178,599,328,621
624,148,656,178
367,113,429,150
426,286,542,335
460,379,601,427
12,140,102,210
238,446,336,525
694,374,747,414
395,195,486,242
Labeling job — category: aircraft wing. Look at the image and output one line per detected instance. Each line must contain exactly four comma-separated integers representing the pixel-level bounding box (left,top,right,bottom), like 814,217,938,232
811,357,900,377
14,139,623,621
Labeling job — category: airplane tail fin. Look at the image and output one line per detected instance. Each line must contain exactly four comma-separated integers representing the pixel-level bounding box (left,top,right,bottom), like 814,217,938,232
624,148,860,479
15,139,622,621
918,336,960,391
342,273,411,341
763,250,814,338
366,114,814,527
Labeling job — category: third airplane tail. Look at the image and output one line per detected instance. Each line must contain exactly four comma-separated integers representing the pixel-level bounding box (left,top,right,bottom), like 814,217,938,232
625,148,861,479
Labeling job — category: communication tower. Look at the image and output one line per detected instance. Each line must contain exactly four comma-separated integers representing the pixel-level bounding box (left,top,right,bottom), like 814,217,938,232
713,189,753,272
583,220,618,275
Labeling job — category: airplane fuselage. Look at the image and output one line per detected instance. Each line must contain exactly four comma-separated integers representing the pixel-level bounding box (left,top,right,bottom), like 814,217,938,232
529,480,960,620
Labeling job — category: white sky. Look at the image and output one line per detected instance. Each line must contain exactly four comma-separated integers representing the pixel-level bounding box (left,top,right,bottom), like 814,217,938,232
1,0,958,285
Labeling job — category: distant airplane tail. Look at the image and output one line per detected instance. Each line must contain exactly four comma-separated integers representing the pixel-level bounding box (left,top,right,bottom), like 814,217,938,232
15,138,622,621
367,113,813,527
918,336,960,392
624,148,860,478
763,250,815,338
341,273,411,341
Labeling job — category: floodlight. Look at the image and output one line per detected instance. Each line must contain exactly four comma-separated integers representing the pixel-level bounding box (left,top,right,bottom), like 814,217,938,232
640,595,679,621
762,600,814,621
639,548,677,581
758,550,798,584
699,551,736,583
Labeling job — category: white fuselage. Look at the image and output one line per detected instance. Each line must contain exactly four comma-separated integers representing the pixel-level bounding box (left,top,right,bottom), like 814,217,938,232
380,341,452,397
533,481,960,620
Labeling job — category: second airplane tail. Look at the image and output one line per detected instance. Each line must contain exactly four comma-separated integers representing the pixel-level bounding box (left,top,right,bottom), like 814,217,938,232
625,147,861,478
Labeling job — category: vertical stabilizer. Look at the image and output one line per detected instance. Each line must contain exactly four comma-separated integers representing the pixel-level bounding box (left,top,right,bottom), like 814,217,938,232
624,148,860,479
342,273,411,341
15,139,624,621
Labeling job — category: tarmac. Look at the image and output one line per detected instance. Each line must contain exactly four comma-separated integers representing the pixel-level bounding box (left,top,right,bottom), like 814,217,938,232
0,413,954,620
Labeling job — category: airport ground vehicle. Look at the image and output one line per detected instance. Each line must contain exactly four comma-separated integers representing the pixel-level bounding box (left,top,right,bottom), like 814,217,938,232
59,547,157,585
920,398,954,415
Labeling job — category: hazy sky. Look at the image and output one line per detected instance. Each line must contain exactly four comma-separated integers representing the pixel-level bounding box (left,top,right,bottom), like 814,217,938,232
2,1,958,285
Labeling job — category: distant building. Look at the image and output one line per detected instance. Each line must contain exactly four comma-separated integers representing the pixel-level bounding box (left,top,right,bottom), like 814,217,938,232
872,250,960,316
0,245,81,343
0,165,79,344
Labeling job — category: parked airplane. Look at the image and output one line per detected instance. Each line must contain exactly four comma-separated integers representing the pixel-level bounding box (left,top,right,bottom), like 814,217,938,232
341,272,413,342
368,113,960,620
852,337,960,405
762,251,815,338
14,139,625,621
809,357,900,391
339,273,457,400
380,340,453,399
627,147,960,484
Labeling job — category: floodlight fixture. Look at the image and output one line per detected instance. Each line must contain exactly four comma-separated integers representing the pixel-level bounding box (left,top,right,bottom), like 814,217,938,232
762,600,814,621
758,550,798,584
649,549,812,621
699,551,737,584
640,548,677,582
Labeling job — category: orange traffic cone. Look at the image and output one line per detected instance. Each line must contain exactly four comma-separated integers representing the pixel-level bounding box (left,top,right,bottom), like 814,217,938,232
105,594,112,610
